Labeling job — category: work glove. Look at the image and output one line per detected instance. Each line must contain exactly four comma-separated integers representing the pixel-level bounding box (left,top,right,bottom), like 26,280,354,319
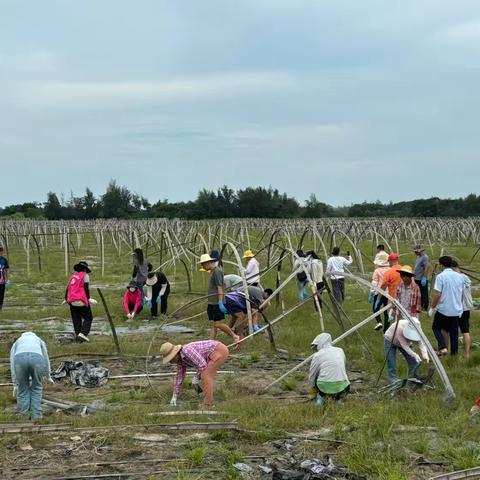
88,298,98,305
170,394,177,406
47,377,55,384
253,324,261,333
421,277,427,287
428,308,435,318
12,386,17,398
375,297,381,310
146,300,152,308
5,280,10,289
302,291,309,300
191,376,203,394
156,296,161,303
218,302,228,314
61,300,67,305
412,353,421,364
126,313,132,319
368,292,373,304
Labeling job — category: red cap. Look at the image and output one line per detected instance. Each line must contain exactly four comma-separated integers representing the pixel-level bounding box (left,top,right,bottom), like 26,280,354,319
388,253,399,261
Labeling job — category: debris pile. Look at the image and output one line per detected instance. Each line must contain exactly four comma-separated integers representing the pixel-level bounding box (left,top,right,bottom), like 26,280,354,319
51,360,109,387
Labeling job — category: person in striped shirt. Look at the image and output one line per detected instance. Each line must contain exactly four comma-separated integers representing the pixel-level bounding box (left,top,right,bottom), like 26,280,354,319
160,340,229,407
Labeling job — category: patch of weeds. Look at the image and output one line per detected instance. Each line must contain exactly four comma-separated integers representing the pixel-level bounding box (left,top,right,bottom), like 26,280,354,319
281,377,297,391
186,446,206,466
239,358,249,369
249,352,259,363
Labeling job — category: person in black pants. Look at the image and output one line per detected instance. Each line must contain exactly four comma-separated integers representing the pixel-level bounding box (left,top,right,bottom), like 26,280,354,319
0,246,10,310
145,271,170,317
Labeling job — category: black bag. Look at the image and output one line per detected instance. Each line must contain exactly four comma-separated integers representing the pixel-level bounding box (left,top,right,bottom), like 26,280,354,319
296,271,307,282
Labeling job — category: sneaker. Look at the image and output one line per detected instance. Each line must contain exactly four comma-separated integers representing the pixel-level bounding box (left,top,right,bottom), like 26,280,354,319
374,322,383,331
77,333,90,343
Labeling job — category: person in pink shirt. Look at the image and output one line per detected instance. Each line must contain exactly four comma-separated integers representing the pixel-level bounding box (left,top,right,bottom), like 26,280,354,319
123,281,143,320
369,254,390,331
160,340,229,407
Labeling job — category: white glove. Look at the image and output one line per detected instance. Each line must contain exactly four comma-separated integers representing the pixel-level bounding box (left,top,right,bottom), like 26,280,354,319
412,353,421,364
170,394,177,406
61,300,67,305
423,356,430,363
12,386,17,398
89,298,98,305
428,307,435,318
47,377,55,384
191,376,199,386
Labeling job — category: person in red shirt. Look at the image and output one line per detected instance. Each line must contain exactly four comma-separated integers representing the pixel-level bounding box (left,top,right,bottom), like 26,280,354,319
123,281,143,320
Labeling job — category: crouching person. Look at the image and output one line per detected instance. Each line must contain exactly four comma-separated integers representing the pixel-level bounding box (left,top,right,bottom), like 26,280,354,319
123,280,143,320
10,332,53,420
384,317,429,385
160,340,229,408
309,333,350,406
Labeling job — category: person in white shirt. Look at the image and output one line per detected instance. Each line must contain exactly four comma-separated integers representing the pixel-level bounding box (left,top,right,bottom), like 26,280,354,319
305,250,324,310
326,247,353,304
10,332,53,420
242,250,260,286
294,250,308,300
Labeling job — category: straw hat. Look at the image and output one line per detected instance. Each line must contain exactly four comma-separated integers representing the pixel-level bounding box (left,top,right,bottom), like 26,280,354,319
398,265,414,276
243,249,255,259
404,317,422,342
160,342,182,364
198,253,215,264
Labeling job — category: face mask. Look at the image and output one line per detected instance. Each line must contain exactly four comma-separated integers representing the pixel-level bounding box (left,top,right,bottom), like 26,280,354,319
129,288,136,293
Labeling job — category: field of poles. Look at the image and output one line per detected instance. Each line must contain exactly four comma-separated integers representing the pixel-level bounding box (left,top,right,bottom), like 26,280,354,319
0,218,480,480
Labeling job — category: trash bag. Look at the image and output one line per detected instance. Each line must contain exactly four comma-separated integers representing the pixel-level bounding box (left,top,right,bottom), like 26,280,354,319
51,360,109,388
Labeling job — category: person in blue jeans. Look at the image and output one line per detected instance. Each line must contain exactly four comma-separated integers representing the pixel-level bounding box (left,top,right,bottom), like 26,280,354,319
10,332,53,420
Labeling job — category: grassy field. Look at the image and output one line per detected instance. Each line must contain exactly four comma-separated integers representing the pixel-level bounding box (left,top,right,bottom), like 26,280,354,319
0,230,479,479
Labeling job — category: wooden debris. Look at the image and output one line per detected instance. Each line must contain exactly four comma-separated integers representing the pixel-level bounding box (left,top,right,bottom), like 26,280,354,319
147,410,225,416
430,466,480,479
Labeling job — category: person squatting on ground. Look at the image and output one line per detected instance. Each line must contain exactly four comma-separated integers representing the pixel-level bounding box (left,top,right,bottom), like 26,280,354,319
429,255,464,356
393,265,422,321
123,280,143,320
160,340,229,407
413,245,430,311
384,317,429,384
145,271,170,317
65,261,97,342
377,253,403,329
326,247,353,304
452,261,473,359
305,250,324,311
10,332,53,420
132,248,151,288
369,252,390,331
309,333,350,406
0,246,11,310
243,250,260,286
225,286,273,336
199,253,239,344
294,250,308,301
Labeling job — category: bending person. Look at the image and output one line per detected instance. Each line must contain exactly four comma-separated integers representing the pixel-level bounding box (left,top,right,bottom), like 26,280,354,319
145,271,170,317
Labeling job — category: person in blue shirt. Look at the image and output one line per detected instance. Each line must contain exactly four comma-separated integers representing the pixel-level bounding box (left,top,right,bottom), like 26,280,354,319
10,332,53,420
429,256,464,356
0,246,10,310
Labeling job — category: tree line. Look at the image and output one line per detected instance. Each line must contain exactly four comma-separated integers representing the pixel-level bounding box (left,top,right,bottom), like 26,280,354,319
1,180,479,220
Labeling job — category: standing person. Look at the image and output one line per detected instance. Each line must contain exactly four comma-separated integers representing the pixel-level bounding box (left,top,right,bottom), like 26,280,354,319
65,261,96,342
199,253,239,344
132,248,151,288
10,332,53,420
452,261,473,359
370,254,390,331
326,247,353,304
393,265,422,321
377,253,403,329
413,245,430,311
243,250,260,286
145,271,170,317
160,340,229,407
429,256,464,356
384,318,429,384
309,333,350,406
374,244,389,267
305,250,324,310
0,246,10,310
294,250,308,300
122,281,143,320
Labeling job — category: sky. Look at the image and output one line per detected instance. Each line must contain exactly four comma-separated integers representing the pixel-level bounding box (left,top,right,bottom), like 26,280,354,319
1,1,479,207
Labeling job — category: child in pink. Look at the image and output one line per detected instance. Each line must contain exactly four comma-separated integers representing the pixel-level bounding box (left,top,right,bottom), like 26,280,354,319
123,281,143,319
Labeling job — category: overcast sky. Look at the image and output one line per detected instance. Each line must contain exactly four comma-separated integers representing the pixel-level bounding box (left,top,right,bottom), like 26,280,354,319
1,1,479,207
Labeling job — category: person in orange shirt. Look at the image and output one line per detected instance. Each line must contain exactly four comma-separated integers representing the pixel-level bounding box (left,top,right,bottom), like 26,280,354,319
376,253,402,332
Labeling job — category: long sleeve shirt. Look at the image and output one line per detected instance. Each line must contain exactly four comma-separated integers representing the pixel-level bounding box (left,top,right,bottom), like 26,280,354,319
145,273,169,301
123,289,143,314
394,281,422,319
308,258,324,283
384,320,429,361
10,332,51,384
173,340,219,394
245,258,260,284
326,256,353,280
370,266,389,293
380,264,403,299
